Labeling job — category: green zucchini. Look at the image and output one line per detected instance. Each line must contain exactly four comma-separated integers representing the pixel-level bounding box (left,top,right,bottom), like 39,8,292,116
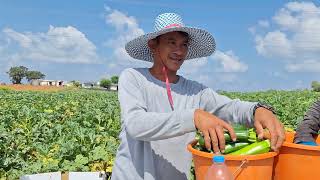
224,128,257,143
196,128,258,150
229,139,271,155
223,142,250,154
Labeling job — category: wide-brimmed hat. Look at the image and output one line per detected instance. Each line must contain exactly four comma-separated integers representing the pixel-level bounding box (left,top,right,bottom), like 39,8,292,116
125,13,216,62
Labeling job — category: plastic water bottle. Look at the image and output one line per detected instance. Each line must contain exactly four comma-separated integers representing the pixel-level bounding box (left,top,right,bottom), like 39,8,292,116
205,155,234,180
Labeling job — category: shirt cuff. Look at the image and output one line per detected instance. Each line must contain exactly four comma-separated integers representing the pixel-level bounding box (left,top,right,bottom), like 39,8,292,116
180,108,197,133
248,103,259,127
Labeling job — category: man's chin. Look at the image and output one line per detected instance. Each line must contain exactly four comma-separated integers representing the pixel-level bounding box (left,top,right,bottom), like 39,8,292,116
166,63,183,72
168,66,181,72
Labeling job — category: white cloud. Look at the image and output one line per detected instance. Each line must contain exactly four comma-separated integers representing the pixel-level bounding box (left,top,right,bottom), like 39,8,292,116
268,71,288,79
255,31,293,58
180,57,208,75
106,10,142,35
220,74,238,83
286,60,320,72
104,8,146,67
249,20,269,35
180,50,248,85
294,80,305,89
212,50,248,73
0,36,21,73
252,1,320,72
2,26,100,64
248,26,256,34
258,20,270,28
180,50,248,83
196,74,210,84
273,8,299,31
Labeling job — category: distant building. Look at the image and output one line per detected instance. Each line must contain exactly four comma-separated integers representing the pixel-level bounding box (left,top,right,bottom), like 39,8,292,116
63,81,74,87
81,82,98,89
31,79,64,87
110,84,118,91
81,81,118,91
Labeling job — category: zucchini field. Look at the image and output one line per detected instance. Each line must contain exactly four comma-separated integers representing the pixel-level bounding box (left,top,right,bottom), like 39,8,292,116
0,88,319,179
0,89,121,179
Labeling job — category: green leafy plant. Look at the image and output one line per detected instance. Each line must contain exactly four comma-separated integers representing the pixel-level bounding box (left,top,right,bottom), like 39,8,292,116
1,88,319,179
0,89,120,179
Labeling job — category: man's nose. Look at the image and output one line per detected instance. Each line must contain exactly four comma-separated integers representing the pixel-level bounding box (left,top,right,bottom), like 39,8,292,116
174,46,185,56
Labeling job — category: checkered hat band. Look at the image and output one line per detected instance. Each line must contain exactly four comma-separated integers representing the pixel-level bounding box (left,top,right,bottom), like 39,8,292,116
164,24,182,29
154,13,184,31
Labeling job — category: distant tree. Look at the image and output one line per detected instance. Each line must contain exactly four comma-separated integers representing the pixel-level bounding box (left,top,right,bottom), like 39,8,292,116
100,78,111,89
70,80,81,87
7,66,28,84
311,81,320,92
26,71,45,82
111,76,119,84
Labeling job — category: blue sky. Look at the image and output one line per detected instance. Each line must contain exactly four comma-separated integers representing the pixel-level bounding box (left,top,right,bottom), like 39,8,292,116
1,0,320,91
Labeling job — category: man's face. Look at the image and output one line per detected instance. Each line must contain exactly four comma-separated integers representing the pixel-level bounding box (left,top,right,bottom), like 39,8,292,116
152,31,189,72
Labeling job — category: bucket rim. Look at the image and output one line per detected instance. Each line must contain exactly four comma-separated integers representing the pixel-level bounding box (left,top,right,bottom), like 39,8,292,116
282,141,320,151
283,131,320,151
187,140,278,160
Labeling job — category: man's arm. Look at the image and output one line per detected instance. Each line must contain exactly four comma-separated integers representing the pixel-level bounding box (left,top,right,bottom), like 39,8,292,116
199,88,257,126
294,100,320,143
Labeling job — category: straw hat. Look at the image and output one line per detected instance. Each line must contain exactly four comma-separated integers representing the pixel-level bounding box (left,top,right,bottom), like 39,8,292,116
125,13,216,62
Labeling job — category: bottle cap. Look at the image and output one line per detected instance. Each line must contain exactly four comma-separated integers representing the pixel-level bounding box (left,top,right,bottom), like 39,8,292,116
213,155,225,163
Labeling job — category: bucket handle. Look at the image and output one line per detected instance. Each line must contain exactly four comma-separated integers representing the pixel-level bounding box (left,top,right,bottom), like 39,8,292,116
232,159,249,178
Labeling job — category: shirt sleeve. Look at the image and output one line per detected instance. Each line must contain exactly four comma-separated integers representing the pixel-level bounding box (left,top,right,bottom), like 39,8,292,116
294,100,320,143
118,69,197,141
199,88,257,127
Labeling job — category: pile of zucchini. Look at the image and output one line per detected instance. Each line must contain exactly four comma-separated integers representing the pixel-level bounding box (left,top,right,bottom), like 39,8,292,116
194,125,271,155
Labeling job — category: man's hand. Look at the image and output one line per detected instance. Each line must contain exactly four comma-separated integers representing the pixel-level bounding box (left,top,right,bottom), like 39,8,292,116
194,109,236,154
254,107,285,152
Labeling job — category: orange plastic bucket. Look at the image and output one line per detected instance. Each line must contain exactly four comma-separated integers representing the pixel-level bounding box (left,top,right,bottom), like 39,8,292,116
273,132,320,180
187,140,278,180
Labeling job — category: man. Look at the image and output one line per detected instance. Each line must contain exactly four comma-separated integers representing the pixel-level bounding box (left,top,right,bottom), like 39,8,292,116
294,99,320,146
111,13,285,180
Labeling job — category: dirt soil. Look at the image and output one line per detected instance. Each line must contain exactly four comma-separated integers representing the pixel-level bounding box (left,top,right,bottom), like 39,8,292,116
0,84,65,91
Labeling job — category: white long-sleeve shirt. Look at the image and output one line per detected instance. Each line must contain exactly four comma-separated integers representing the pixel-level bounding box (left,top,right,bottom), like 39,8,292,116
111,68,256,180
